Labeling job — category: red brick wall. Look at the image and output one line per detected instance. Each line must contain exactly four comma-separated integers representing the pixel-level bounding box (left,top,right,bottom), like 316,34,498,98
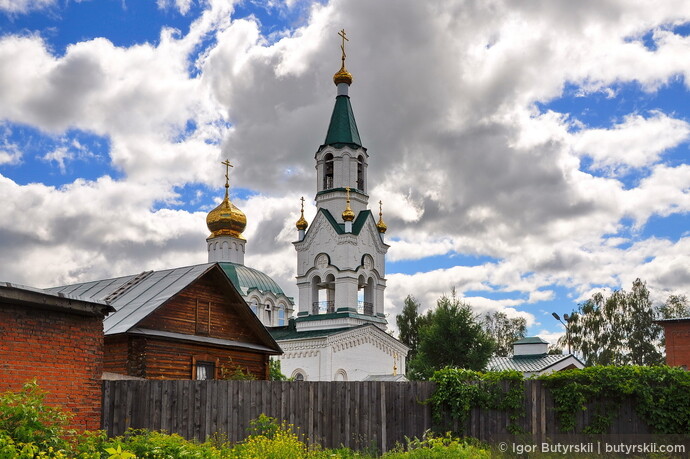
0,304,104,431
664,321,690,369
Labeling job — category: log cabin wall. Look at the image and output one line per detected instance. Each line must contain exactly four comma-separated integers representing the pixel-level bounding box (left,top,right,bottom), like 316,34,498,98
137,270,264,346
137,338,268,380
103,335,128,375
103,268,272,380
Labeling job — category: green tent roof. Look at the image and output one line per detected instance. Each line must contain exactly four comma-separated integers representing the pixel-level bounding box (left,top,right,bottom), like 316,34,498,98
324,95,362,147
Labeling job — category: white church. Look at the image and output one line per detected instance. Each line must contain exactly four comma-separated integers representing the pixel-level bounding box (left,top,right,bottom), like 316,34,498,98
204,32,408,381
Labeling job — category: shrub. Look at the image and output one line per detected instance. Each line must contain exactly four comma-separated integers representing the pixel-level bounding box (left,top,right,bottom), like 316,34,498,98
0,380,72,456
384,432,490,459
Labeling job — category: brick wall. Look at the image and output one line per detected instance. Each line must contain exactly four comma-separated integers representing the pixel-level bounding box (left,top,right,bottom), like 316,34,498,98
0,303,105,431
664,320,690,369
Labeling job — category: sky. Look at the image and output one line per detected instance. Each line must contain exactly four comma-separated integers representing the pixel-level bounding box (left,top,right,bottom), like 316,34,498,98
2,0,690,344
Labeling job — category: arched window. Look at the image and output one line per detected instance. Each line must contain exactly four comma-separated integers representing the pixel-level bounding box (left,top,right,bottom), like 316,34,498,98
323,153,334,190
292,369,306,381
357,155,364,191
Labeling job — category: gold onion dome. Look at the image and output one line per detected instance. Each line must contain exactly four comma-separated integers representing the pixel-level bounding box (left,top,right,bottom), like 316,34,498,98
376,200,387,233
296,197,309,230
207,160,246,239
333,64,353,86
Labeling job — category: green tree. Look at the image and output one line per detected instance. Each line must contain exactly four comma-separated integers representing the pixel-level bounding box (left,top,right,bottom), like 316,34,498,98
396,295,424,367
482,311,527,356
269,358,288,381
561,279,689,366
409,292,494,379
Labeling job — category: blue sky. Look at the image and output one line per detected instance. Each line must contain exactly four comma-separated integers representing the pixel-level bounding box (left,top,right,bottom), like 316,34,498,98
2,0,690,344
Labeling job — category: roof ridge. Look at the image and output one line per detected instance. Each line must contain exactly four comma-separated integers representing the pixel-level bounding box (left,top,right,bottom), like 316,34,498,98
103,270,153,304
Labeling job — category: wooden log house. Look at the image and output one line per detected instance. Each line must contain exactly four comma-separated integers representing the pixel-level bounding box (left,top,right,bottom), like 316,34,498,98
46,263,282,380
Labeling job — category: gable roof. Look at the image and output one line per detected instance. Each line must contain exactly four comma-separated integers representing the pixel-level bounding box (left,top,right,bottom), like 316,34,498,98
488,354,584,374
45,263,282,354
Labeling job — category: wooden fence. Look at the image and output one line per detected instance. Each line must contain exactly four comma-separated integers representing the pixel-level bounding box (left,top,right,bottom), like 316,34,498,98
102,380,435,452
102,380,651,451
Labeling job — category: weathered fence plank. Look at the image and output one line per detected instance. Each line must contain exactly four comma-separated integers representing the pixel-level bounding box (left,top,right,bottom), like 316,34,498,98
102,379,651,449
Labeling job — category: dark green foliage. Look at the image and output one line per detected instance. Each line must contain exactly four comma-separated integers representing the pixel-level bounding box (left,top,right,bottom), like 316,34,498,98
482,311,526,357
561,279,689,366
408,293,494,379
396,295,423,368
540,366,690,434
428,368,525,434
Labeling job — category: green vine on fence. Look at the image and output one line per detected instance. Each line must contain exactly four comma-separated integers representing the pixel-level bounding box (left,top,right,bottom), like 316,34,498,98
428,368,525,434
539,365,690,434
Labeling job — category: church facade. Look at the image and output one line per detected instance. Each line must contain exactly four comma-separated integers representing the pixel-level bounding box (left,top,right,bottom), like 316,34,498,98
271,32,409,381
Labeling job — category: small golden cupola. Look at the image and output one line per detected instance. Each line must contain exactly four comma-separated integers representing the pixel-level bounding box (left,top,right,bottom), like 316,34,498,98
333,29,353,86
206,160,247,240
376,200,387,233
296,196,308,231
342,187,355,222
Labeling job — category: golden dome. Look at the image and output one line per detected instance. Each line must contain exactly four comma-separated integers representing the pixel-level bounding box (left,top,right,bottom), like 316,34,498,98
376,200,387,233
342,187,355,222
333,64,353,86
296,196,309,231
207,179,246,239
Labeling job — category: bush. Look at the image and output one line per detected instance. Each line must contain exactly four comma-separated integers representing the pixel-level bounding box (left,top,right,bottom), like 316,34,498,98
384,432,490,459
0,380,72,456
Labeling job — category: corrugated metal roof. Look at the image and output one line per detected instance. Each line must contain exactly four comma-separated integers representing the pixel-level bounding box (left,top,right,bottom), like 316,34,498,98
45,263,283,354
46,264,216,334
488,354,578,373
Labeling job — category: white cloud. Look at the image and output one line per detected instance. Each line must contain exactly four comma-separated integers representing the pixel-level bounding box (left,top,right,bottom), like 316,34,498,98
0,0,54,14
573,112,690,171
5,0,690,339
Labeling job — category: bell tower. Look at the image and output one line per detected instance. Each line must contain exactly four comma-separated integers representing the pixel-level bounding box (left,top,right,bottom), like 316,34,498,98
293,30,389,331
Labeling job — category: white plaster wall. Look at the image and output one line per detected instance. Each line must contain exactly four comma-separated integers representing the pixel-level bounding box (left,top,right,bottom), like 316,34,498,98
277,328,408,381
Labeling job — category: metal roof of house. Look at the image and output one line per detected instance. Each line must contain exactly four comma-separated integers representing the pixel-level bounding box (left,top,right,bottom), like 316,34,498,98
0,282,114,317
514,337,549,345
46,263,216,335
488,354,583,373
44,263,282,354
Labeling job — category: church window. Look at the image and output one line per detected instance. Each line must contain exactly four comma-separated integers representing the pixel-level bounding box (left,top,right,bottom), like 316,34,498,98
265,304,272,325
277,305,285,326
292,369,306,381
357,155,364,191
323,154,334,189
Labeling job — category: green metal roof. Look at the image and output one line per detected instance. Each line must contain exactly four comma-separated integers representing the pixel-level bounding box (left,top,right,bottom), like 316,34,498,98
218,262,287,297
488,354,581,373
514,337,549,345
324,95,362,148
319,208,372,236
269,325,355,341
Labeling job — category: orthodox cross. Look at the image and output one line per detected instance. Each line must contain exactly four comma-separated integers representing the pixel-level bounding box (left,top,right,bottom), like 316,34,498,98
338,29,349,64
379,200,383,217
221,159,233,186
300,196,305,212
